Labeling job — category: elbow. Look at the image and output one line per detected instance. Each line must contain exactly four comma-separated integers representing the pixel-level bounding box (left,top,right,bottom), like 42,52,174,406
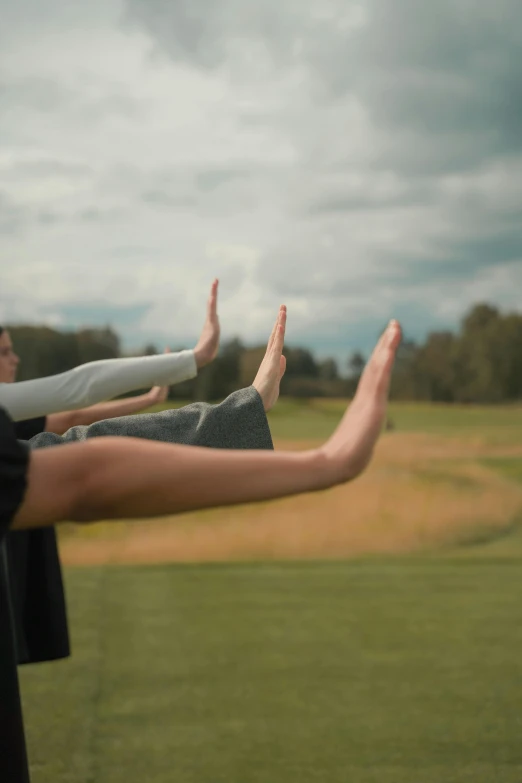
67,438,126,524
66,441,111,524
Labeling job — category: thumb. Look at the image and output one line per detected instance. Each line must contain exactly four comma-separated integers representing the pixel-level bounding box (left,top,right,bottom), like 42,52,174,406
279,355,287,380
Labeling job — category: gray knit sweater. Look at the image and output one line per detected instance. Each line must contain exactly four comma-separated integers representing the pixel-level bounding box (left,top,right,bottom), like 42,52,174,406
27,386,274,452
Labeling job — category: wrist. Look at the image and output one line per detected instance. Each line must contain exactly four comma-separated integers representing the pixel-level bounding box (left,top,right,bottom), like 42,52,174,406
193,347,207,369
304,447,341,492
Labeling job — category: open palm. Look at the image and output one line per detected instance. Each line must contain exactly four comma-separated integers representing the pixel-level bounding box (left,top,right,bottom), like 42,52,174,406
194,279,220,368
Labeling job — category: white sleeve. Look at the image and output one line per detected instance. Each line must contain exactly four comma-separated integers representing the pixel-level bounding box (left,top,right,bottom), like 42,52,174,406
0,350,198,422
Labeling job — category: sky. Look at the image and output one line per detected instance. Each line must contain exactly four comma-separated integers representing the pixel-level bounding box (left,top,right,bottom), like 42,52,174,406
1,0,522,365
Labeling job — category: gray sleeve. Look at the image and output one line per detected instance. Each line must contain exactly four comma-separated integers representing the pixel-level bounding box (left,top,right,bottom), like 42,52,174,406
27,387,274,452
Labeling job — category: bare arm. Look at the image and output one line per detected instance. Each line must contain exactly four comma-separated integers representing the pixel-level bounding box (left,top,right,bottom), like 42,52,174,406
12,320,401,531
12,437,327,529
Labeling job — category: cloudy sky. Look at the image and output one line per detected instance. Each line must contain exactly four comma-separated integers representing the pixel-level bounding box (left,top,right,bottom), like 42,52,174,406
2,0,522,364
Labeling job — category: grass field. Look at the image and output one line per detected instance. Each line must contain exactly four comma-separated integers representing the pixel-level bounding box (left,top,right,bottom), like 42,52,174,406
58,400,522,563
18,401,522,782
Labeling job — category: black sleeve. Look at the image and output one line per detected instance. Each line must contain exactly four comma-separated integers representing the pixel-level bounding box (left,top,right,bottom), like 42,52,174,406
14,416,47,441
0,408,30,539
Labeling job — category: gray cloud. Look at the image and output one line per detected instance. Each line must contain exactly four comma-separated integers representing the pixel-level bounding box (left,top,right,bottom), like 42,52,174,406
2,0,522,358
0,77,73,114
305,181,436,216
0,193,28,235
195,167,248,192
141,189,196,209
125,0,522,174
10,159,93,179
137,164,265,216
0,76,142,126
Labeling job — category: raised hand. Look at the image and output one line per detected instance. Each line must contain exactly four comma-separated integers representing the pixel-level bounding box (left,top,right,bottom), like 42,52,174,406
252,305,287,412
322,320,402,482
147,384,169,405
194,279,220,369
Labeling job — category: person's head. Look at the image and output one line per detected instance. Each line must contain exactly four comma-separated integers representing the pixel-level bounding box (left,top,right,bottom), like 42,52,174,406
0,327,20,383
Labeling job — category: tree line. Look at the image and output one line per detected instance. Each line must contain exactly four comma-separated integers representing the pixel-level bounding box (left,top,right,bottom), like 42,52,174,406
7,302,522,404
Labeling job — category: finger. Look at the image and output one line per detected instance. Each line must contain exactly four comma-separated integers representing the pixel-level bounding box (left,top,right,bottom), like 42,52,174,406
149,385,161,400
376,320,401,365
366,321,396,366
266,310,281,353
164,346,171,354
380,321,402,385
266,305,286,353
279,354,287,380
382,320,401,351
360,320,401,395
272,308,286,358
276,306,287,351
207,279,219,317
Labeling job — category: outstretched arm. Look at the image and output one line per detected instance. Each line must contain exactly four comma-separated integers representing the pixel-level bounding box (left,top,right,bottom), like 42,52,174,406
44,386,167,435
2,280,221,423
1,351,195,423
12,319,401,530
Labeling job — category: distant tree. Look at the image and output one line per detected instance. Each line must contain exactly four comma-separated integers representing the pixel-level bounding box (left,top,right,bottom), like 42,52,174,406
284,347,319,378
77,327,120,364
461,303,500,333
347,351,365,378
8,325,80,380
9,301,522,404
414,332,457,402
194,338,244,401
454,304,503,403
389,338,420,400
239,346,265,388
318,358,339,381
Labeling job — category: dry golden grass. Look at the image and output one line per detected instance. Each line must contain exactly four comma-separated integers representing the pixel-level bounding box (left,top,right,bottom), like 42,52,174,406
58,433,522,565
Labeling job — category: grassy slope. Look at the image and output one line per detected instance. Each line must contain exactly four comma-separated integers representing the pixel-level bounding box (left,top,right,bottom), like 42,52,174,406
267,399,522,443
21,558,522,783
149,397,522,443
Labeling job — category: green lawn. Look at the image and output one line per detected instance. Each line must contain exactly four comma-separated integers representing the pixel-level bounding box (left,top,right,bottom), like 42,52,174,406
19,400,522,781
21,558,522,783
151,398,522,443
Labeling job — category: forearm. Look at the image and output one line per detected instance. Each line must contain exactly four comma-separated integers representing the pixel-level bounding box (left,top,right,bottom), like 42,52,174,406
46,393,157,434
12,438,334,530
80,440,333,521
1,351,196,422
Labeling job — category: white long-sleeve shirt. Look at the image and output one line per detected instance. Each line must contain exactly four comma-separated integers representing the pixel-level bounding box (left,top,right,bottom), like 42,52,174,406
0,350,197,422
